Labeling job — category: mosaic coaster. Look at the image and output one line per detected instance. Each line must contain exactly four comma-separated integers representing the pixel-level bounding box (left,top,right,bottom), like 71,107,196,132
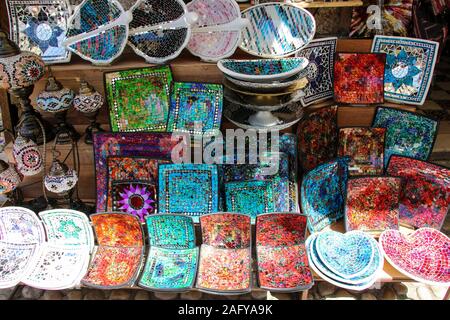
200,213,251,249
138,246,198,291
296,37,337,106
93,132,178,212
90,213,144,247
297,106,338,172
379,228,450,286
196,244,252,294
6,0,71,64
146,215,196,249
386,155,450,230
158,164,219,222
81,245,143,289
0,206,45,244
338,127,386,176
167,82,223,135
105,66,173,132
301,158,349,233
334,53,385,104
256,213,307,247
372,107,438,165
345,177,401,234
371,36,439,105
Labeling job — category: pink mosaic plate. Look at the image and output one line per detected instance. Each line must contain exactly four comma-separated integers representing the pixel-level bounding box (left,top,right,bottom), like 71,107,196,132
379,228,450,286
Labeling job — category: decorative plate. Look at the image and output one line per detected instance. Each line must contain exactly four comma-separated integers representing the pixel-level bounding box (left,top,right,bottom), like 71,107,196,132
256,213,307,247
338,127,386,176
200,213,251,249
371,36,439,105
23,245,90,290
64,0,131,65
257,244,313,292
105,66,173,132
138,246,198,292
296,37,337,106
186,0,247,62
146,214,196,249
379,228,450,286
334,53,386,104
218,58,308,82
301,158,349,233
90,213,144,247
167,82,223,135
296,105,338,172
224,71,307,92
372,107,438,165
240,2,316,58
196,244,252,294
39,209,94,249
93,132,179,212
81,245,143,289
386,155,450,230
128,0,197,64
315,231,376,279
345,177,401,234
6,0,72,64
0,206,45,244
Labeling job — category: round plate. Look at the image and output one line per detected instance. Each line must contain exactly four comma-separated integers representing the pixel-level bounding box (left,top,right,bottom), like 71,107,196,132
223,77,308,96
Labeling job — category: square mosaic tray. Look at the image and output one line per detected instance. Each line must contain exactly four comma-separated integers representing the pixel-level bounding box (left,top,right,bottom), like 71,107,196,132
167,82,223,135
200,213,251,249
0,206,46,244
345,177,401,234
256,213,307,247
338,127,386,176
371,36,439,105
158,164,219,223
90,213,144,247
146,214,196,249
105,66,173,132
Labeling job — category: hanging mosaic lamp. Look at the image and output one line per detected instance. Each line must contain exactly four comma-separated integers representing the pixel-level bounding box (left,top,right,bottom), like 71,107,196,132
44,159,78,195
0,160,22,195
12,133,44,176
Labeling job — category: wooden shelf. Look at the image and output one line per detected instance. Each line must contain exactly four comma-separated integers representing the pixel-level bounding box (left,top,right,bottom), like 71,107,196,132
239,1,364,10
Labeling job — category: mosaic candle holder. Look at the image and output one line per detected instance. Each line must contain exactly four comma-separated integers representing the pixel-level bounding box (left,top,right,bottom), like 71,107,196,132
44,159,78,196
0,160,22,196
13,134,44,176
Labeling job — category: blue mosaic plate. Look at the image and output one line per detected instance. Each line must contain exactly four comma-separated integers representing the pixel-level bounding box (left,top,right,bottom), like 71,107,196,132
315,231,376,279
145,214,196,249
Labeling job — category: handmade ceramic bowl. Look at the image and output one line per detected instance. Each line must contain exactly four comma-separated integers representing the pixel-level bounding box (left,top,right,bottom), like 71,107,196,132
0,51,45,90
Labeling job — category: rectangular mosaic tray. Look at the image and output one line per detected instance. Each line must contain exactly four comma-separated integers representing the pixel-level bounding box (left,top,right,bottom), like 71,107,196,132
146,214,196,250
200,213,251,249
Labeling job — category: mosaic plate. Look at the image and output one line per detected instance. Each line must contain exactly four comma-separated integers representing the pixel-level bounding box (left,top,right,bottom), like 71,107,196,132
379,228,450,286
167,82,223,135
256,213,307,247
138,247,198,292
146,214,196,249
240,2,315,58
6,0,72,64
371,36,439,105
296,37,337,106
338,127,386,176
224,71,307,92
345,177,401,234
386,155,450,230
196,244,252,294
334,53,385,104
158,164,219,223
315,231,376,279
105,66,173,133
200,213,251,249
296,105,338,172
90,213,144,247
111,181,156,222
0,206,45,244
372,107,438,165
301,158,349,233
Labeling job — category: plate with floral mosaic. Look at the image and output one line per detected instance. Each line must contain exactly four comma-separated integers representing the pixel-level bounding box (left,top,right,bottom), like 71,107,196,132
345,177,401,234
158,164,219,223
105,66,173,132
90,213,143,247
379,228,450,286
297,105,338,172
196,244,252,294
334,53,385,104
301,158,349,233
146,214,196,249
372,107,438,165
0,206,45,244
386,155,450,230
167,82,223,135
81,245,143,289
200,213,251,249
6,0,72,64
338,127,386,176
256,213,307,247
371,36,439,105
138,247,198,292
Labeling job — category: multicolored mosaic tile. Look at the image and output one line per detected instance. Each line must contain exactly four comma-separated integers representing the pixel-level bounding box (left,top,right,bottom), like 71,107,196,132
111,182,156,223
256,213,307,247
146,215,196,249
90,213,143,247
200,213,251,249
0,207,45,244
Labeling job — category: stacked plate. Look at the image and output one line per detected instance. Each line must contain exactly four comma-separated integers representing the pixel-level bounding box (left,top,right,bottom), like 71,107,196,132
306,231,384,291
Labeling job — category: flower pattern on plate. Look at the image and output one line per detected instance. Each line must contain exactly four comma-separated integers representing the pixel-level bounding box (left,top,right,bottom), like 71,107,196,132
112,182,156,222
200,213,251,249
90,213,143,247
146,215,196,249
